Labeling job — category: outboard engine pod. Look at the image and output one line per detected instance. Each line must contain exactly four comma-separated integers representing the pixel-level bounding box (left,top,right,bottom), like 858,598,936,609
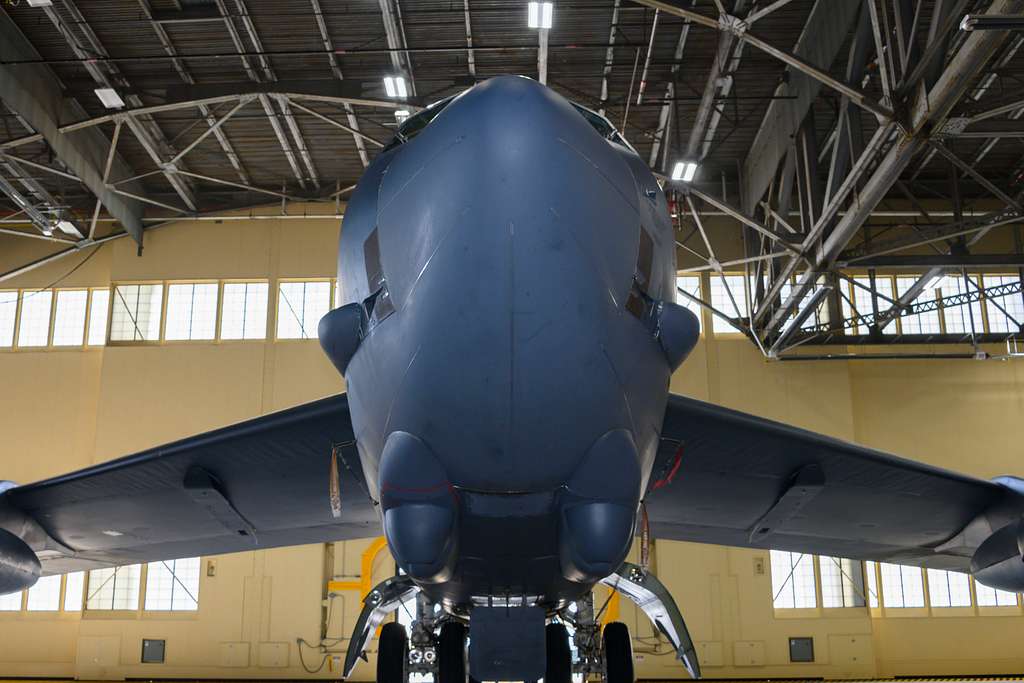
970,519,1024,592
0,528,41,595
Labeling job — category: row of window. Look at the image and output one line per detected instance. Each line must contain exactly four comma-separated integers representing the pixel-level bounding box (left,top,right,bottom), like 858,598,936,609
677,273,1024,336
0,280,339,348
771,550,1021,611
0,558,200,614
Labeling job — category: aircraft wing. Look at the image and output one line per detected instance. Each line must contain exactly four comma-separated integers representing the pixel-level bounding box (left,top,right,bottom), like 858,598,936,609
647,393,1024,572
0,394,379,576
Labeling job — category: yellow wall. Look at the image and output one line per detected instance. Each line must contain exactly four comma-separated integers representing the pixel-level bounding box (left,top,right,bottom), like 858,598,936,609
1,212,1024,680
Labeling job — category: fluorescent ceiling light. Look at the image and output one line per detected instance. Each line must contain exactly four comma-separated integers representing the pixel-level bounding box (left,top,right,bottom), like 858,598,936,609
55,219,80,236
27,0,53,6
94,87,125,109
383,76,408,99
671,161,698,183
528,2,553,29
394,109,410,123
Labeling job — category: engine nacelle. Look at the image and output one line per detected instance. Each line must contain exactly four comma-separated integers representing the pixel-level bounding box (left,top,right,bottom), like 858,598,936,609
0,528,41,595
970,519,1024,592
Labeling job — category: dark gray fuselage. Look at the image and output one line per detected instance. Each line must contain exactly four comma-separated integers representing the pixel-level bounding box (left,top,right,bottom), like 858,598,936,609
333,76,680,613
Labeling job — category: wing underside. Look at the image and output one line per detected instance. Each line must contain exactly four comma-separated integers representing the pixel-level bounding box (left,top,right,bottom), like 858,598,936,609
648,394,1024,572
0,394,379,575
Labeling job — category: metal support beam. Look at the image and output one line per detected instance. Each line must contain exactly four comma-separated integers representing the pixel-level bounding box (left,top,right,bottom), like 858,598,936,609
648,9,695,168
310,0,370,167
599,0,623,116
0,11,144,241
42,0,197,212
739,0,863,213
761,0,1024,338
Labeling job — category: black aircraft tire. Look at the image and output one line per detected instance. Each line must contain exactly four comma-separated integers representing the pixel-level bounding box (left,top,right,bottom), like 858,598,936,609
377,622,409,683
437,622,467,683
603,621,635,683
545,622,573,683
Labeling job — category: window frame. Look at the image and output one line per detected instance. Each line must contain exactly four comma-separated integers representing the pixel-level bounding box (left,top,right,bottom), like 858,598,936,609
219,279,271,342
162,280,221,343
274,277,333,342
107,281,166,345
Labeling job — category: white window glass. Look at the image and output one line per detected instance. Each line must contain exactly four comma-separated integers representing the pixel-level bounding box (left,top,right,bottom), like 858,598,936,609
52,290,88,346
927,569,972,607
26,574,61,611
165,283,218,341
110,284,163,341
982,275,1024,334
277,281,331,339
145,557,200,611
63,571,84,611
975,581,1018,607
709,274,748,334
851,277,897,334
820,557,866,608
865,561,879,608
86,565,141,610
87,289,110,346
17,290,52,346
770,550,817,608
221,282,268,340
0,290,17,347
880,563,924,608
896,276,941,334
0,591,22,611
939,275,984,335
675,275,703,327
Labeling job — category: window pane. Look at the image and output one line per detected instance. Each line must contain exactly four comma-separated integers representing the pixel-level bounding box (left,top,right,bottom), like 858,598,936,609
17,290,52,346
770,550,817,608
709,275,748,334
64,571,84,611
110,285,163,341
165,283,218,341
277,281,331,339
0,291,16,347
87,289,110,346
0,591,22,611
880,563,924,608
928,568,972,607
896,276,941,334
850,277,897,334
26,574,61,611
52,290,88,346
674,275,703,326
939,275,984,335
86,565,141,610
145,557,200,611
820,557,866,608
983,275,1024,334
865,561,879,608
975,581,1018,607
221,282,268,340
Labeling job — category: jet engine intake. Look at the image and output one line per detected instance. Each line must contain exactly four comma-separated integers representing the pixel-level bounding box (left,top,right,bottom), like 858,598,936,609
0,528,40,595
970,518,1024,592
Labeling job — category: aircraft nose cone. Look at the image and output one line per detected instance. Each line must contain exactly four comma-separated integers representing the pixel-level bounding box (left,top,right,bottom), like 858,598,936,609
372,76,653,493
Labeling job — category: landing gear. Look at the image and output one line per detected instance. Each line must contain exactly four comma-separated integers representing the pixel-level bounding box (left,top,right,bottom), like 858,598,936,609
602,622,634,683
437,622,467,683
377,622,409,683
544,622,573,683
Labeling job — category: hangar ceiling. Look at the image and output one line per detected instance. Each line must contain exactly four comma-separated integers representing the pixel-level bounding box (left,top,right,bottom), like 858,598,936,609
2,0,1024,354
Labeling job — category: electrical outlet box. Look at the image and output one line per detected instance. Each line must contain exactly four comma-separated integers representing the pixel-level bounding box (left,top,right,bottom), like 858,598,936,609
141,639,165,664
753,556,766,575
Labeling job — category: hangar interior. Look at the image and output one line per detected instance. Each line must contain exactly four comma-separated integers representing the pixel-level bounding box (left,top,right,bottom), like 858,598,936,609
2,0,1024,680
